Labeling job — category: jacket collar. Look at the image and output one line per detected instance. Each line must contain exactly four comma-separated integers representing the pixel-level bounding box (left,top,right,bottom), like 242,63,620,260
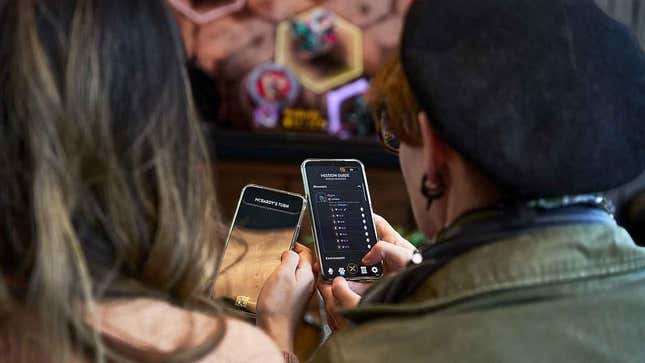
343,208,645,322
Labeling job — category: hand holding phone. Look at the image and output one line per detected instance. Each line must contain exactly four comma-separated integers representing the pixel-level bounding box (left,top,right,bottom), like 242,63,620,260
256,243,315,352
361,214,416,273
213,185,306,314
316,214,415,330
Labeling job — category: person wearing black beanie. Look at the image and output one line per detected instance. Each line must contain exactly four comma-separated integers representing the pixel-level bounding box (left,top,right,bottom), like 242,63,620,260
305,1,645,362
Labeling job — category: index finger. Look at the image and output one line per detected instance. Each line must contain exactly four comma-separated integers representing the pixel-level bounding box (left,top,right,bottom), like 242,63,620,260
294,243,314,268
280,250,300,272
373,214,396,239
373,214,415,250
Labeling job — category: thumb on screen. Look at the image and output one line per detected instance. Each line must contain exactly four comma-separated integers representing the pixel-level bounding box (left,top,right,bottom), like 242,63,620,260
280,250,299,272
362,241,412,266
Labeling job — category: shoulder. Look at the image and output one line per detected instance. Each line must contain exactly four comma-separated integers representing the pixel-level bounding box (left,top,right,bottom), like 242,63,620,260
96,298,283,362
211,317,284,362
311,311,478,363
315,279,645,363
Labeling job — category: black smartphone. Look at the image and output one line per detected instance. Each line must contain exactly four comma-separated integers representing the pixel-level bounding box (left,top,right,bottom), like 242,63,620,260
214,184,306,314
301,159,383,282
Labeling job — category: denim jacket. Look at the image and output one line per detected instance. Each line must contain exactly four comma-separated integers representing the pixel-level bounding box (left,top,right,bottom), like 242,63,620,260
310,210,645,362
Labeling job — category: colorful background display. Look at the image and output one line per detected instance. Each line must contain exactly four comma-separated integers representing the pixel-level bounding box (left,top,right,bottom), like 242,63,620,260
173,0,413,139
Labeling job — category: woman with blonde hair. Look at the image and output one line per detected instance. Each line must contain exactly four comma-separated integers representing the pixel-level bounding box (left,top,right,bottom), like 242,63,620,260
0,0,314,361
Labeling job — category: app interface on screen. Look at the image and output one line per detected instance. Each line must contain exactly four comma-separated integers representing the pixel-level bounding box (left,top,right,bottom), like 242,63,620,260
306,164,381,279
215,187,303,308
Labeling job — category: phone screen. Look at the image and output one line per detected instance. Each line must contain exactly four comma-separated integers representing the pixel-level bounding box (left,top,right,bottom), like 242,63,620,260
303,160,382,281
214,185,305,312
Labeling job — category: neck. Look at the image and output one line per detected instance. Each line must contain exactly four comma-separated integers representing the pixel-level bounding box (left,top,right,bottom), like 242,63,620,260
442,162,501,228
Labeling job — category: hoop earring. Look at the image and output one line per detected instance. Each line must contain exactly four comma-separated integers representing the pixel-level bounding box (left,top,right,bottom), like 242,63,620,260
421,173,445,210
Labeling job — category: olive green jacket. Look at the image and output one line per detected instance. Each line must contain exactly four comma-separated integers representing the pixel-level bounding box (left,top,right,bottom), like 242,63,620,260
310,222,645,362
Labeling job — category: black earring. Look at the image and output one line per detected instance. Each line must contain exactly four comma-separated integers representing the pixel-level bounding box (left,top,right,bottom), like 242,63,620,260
421,173,445,210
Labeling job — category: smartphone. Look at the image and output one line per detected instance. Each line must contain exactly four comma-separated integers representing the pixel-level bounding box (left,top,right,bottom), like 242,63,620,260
214,184,306,314
301,159,383,282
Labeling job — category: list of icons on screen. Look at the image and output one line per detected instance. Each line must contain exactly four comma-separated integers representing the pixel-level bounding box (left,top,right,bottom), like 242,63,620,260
325,205,381,278
325,262,379,277
326,264,379,277
331,203,351,250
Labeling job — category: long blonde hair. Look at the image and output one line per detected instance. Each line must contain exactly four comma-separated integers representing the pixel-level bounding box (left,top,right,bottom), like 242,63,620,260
0,0,226,361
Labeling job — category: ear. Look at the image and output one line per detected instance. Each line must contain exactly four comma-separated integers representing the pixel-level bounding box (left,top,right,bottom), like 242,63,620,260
418,112,449,178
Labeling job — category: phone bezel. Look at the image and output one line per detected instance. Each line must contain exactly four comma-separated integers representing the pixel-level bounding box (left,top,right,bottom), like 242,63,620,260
300,159,383,282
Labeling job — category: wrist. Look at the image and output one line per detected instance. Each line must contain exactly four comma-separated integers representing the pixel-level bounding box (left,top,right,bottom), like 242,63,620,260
257,316,295,353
